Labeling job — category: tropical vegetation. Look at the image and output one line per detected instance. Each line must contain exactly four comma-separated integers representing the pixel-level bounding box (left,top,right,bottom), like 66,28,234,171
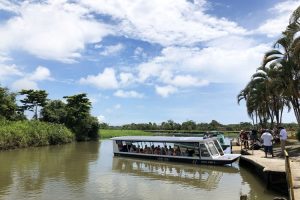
0,85,100,150
238,5,300,132
0,120,74,150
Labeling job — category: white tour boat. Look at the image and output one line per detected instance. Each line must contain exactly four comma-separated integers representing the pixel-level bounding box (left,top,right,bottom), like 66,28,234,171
111,136,240,165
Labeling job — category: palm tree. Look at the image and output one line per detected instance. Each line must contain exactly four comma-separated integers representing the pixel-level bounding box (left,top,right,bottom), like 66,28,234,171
239,6,300,126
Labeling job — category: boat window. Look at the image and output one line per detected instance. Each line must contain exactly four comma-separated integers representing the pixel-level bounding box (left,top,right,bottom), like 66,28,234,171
207,142,219,156
119,141,201,157
200,144,210,157
213,140,224,155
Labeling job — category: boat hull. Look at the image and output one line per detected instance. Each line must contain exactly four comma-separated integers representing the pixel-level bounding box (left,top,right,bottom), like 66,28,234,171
114,152,239,165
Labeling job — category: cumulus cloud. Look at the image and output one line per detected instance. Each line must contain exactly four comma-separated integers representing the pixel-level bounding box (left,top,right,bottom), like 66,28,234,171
155,85,178,98
0,1,112,62
99,43,124,56
0,64,23,80
79,0,247,46
133,47,147,59
11,66,52,91
137,36,269,86
119,72,135,86
11,78,38,90
114,89,144,98
168,75,209,87
256,0,300,37
29,66,51,81
79,68,119,89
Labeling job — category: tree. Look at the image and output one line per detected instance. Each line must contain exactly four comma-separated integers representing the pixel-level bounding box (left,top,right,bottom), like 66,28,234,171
0,86,19,120
63,93,99,141
181,120,196,131
40,100,67,124
19,89,48,120
99,122,109,129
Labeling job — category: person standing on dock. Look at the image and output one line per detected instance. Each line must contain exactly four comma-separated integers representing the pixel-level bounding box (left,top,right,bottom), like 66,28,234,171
261,129,274,158
278,126,288,157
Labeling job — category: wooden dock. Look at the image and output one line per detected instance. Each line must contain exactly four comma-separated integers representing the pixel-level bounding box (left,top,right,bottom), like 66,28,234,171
232,146,300,199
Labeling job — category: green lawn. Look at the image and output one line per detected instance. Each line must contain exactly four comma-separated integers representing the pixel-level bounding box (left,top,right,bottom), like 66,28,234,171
99,129,153,139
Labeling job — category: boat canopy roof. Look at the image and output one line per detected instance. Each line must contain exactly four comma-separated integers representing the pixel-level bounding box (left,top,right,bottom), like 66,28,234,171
111,136,216,143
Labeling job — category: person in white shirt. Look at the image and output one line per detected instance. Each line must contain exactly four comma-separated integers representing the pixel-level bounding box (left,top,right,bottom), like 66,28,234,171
278,126,288,156
261,129,274,158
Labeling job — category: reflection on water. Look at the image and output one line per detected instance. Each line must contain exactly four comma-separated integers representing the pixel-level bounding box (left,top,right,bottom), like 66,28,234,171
0,142,100,200
0,140,282,200
113,157,238,190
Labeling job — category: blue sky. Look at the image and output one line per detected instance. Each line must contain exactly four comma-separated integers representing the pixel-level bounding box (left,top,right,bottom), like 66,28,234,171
0,0,299,125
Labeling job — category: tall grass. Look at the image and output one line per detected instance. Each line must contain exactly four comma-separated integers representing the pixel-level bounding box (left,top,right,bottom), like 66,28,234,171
0,120,74,150
99,129,152,139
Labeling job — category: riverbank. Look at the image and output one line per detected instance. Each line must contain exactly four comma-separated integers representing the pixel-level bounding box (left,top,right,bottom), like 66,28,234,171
99,129,152,139
0,120,74,150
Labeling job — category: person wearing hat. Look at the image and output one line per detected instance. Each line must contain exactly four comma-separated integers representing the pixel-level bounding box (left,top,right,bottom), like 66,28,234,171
278,126,288,156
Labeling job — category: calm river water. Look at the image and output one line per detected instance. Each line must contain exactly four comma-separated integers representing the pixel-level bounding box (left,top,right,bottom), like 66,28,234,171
0,140,281,200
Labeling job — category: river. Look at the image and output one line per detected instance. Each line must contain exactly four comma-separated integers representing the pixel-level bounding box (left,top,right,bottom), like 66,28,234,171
0,140,282,200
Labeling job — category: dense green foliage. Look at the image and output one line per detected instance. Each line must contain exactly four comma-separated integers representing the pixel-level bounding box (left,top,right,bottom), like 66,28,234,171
41,100,67,124
100,129,152,139
119,120,254,131
0,87,25,120
0,120,74,150
0,85,100,148
63,94,100,141
238,6,300,129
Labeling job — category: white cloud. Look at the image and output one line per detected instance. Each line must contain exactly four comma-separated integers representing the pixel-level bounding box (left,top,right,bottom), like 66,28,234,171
155,85,178,98
0,64,23,80
119,72,135,86
11,78,38,91
29,66,51,81
79,68,119,89
0,0,18,12
256,0,300,37
137,36,269,86
79,0,247,46
0,1,112,62
114,89,144,98
168,75,209,87
99,43,124,56
133,47,147,59
10,66,52,91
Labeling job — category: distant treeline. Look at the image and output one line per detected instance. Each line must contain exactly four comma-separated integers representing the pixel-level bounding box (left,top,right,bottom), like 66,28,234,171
0,86,100,150
100,120,299,132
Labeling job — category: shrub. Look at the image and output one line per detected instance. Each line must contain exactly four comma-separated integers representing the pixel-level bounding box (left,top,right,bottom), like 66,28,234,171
0,119,74,150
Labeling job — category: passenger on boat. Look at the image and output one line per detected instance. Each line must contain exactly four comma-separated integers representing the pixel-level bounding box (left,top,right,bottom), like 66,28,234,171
168,146,174,155
143,145,149,154
130,145,136,153
161,146,166,155
175,146,181,156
